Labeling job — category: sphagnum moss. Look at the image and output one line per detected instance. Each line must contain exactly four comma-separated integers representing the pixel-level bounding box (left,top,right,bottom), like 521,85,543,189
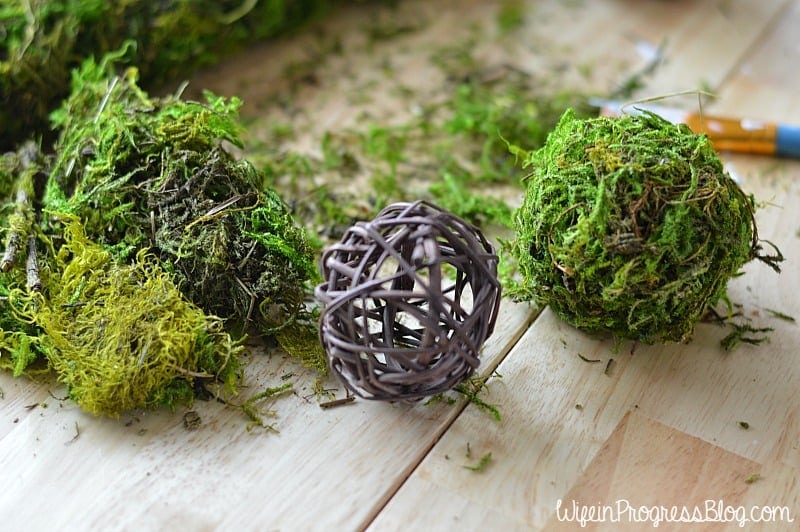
508,109,782,344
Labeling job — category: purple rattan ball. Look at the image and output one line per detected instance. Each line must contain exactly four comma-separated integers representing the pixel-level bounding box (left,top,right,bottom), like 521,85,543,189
314,201,501,401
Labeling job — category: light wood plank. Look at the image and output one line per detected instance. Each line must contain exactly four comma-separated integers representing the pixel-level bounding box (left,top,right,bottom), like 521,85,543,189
0,299,535,530
1,0,797,530
371,1,800,529
544,411,761,531
711,0,800,122
731,413,800,531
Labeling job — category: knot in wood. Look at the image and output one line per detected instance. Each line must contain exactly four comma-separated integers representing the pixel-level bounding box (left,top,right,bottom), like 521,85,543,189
315,201,501,401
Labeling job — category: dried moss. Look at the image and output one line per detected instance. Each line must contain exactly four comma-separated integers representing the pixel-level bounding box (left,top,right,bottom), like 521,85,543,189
0,143,48,377
508,109,782,343
0,269,43,377
0,49,324,416
0,0,334,149
45,53,320,357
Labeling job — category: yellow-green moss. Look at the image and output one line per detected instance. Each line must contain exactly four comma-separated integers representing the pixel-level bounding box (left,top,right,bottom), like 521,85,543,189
35,218,242,417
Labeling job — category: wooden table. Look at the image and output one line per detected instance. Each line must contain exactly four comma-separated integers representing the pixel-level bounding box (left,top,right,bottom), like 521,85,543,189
1,1,798,530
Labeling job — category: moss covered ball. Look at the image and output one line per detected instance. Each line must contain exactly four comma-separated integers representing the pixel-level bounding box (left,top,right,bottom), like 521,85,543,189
509,109,761,343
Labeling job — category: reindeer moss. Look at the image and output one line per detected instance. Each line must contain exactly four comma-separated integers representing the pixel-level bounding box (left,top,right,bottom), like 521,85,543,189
508,109,782,343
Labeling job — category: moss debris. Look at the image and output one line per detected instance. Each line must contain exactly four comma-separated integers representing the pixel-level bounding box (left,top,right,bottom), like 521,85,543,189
464,451,493,472
253,61,593,234
508,109,783,344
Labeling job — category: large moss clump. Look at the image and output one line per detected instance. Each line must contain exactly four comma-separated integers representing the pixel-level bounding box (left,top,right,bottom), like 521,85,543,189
0,51,322,416
0,0,332,149
509,109,782,344
45,53,319,342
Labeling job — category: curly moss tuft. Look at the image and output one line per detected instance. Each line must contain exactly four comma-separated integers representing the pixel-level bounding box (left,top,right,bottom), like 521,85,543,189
509,109,781,343
35,218,243,417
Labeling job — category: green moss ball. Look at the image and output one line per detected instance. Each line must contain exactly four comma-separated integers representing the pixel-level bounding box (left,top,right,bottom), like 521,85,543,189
510,109,758,343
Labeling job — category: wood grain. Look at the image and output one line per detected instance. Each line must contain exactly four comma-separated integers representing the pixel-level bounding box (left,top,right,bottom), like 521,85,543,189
544,411,761,531
1,1,798,530
0,300,535,530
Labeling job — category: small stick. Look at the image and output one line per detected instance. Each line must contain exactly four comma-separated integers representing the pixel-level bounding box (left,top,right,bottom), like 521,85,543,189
236,240,258,270
66,422,81,445
1,189,29,272
1,142,39,272
170,366,215,379
26,236,41,291
93,76,119,124
233,275,257,324
319,396,355,409
203,194,245,218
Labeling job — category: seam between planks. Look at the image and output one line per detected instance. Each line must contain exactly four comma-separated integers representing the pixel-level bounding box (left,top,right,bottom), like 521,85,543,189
357,303,544,531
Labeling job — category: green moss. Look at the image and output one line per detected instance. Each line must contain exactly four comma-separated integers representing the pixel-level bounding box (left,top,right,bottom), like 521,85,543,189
464,451,493,472
240,381,294,431
497,1,525,34
0,145,49,377
45,54,319,356
1,0,333,149
0,48,325,415
508,109,782,344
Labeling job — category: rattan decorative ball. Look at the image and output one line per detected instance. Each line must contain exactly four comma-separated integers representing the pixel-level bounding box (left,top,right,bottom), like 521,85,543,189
315,201,502,401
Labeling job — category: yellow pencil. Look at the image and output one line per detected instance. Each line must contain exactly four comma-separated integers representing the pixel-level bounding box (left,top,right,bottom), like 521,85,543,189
591,99,800,159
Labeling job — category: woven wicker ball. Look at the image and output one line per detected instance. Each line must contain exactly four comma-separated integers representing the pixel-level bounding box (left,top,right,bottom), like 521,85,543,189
315,201,502,401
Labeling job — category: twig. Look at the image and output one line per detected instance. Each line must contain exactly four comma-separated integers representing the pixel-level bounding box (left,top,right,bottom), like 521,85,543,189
203,194,246,218
170,365,215,379
1,142,39,273
65,422,80,445
1,188,29,272
237,240,259,270
61,301,106,308
233,275,257,324
94,76,119,123
319,396,355,409
26,236,41,291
